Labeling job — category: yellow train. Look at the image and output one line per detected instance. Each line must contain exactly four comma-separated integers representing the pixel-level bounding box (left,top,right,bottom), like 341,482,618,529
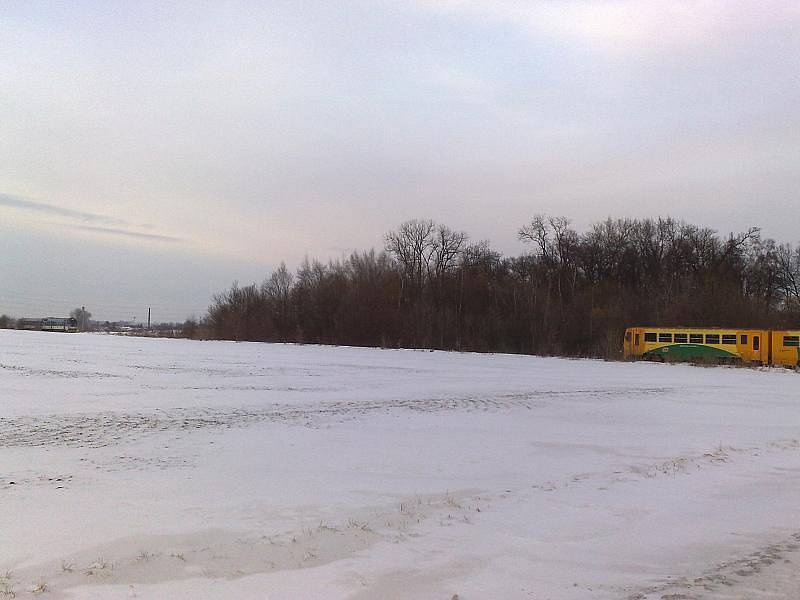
623,327,800,367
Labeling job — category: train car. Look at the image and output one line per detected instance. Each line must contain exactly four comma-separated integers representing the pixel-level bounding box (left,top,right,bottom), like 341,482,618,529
771,330,800,367
41,317,79,333
17,318,44,331
624,327,770,365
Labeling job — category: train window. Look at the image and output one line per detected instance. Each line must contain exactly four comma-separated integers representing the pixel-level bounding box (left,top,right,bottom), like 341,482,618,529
722,335,737,345
644,332,657,342
740,334,748,345
705,334,720,344
689,334,703,344
635,334,640,346
625,332,631,341
674,333,688,343
754,336,760,351
658,333,672,343
784,336,800,347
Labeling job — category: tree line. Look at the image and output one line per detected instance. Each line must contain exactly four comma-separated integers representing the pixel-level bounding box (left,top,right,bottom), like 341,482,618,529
200,216,800,357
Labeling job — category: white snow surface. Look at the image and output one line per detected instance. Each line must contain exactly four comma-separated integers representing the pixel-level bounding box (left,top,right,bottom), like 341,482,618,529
1,330,799,599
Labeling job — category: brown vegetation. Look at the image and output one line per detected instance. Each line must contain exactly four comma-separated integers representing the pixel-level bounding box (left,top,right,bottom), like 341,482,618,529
205,216,800,358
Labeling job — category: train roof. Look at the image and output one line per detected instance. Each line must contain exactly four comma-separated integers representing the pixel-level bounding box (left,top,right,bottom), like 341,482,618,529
626,326,765,331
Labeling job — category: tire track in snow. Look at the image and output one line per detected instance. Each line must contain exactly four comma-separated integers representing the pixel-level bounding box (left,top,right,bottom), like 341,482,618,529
0,387,671,449
625,532,800,599
529,439,800,494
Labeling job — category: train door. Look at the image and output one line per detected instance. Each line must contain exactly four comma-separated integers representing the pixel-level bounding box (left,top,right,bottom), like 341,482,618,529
623,328,643,359
751,332,769,365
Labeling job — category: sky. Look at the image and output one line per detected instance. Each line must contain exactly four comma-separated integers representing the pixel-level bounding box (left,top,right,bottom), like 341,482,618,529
2,1,799,321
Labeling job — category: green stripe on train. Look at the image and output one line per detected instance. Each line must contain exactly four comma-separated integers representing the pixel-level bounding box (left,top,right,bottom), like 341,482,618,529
642,344,738,360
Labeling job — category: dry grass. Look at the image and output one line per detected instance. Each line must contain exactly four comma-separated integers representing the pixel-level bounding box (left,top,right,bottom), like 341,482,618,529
29,580,47,594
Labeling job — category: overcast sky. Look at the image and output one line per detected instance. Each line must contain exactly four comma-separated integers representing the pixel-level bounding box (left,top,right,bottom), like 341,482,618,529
2,1,799,321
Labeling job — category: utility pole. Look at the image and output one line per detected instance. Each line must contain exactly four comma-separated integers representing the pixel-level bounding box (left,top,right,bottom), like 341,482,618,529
147,307,151,331
81,306,86,332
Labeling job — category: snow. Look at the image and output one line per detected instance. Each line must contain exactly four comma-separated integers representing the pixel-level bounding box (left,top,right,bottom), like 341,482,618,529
1,329,799,599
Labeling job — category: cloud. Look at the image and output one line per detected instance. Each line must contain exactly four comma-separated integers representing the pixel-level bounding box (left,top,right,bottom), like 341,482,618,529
0,193,148,228
68,224,181,243
0,192,178,243
429,66,495,101
420,1,795,58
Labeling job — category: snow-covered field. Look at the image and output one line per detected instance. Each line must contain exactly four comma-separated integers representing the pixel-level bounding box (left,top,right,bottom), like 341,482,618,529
1,330,799,599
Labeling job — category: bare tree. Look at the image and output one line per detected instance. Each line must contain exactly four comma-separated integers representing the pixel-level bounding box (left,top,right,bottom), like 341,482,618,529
70,307,92,331
777,243,800,309
263,262,294,338
518,215,551,260
384,219,438,293
432,225,468,280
